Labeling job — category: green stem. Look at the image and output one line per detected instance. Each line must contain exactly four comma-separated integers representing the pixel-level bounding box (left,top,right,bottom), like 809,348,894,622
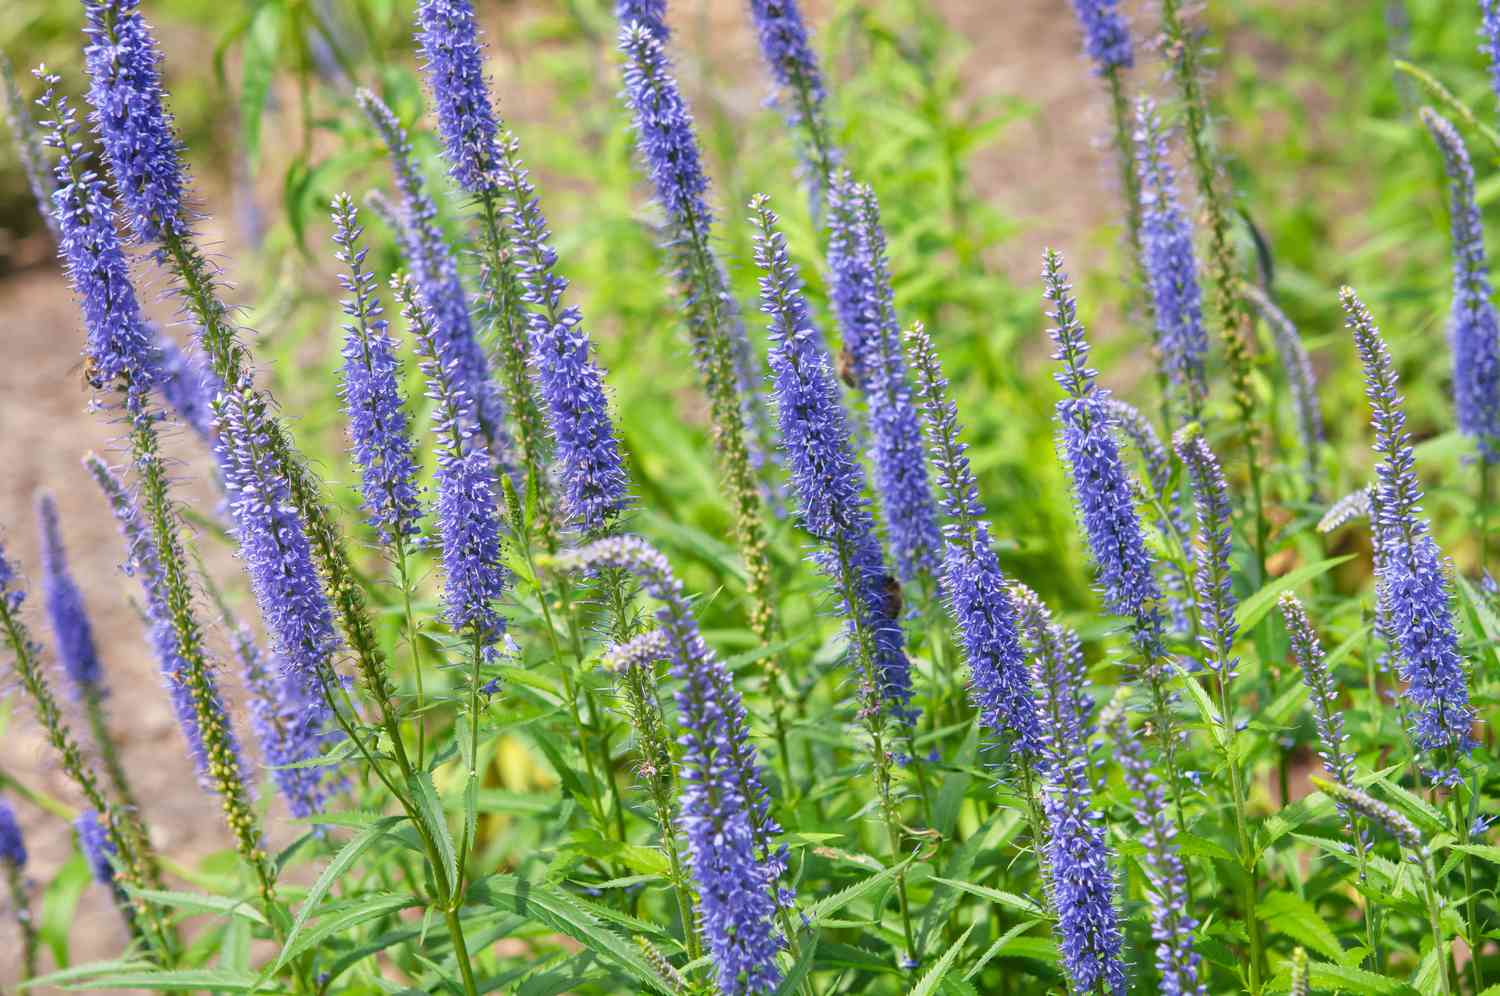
1215,671,1263,994
1453,788,1485,994
1421,849,1455,996
5,860,37,981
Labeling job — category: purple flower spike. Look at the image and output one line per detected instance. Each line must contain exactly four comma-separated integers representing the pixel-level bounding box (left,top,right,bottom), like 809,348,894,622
1174,430,1239,682
558,536,783,996
75,810,117,887
907,325,1042,756
1108,709,1204,996
332,193,422,546
1137,99,1209,419
82,0,190,245
752,195,917,723
357,90,510,449
1344,287,1475,780
85,455,217,781
0,798,26,868
1067,0,1133,74
1045,250,1159,620
1482,1,1500,111
1422,108,1500,458
493,134,630,533
615,0,668,40
213,382,341,686
395,276,509,652
1042,746,1125,995
826,176,941,582
414,0,500,195
149,334,221,442
37,74,154,397
36,493,102,696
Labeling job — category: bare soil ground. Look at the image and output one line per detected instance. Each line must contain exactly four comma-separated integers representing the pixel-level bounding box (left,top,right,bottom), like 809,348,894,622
0,0,1129,985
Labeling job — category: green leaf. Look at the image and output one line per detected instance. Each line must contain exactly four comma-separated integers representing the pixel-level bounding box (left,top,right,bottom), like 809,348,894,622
1259,890,1345,963
125,887,268,925
918,811,1000,956
805,856,913,925
277,892,420,967
1450,843,1500,867
470,875,674,993
964,920,1043,981
239,2,285,170
926,877,1045,917
17,960,155,992
39,853,89,967
409,771,459,901
1307,959,1421,994
908,924,974,996
1234,556,1355,634
276,816,402,971
61,969,286,992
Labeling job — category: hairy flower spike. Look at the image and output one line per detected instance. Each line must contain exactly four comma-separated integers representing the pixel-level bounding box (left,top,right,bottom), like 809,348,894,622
37,75,154,396
908,325,1043,754
1045,250,1160,619
357,90,510,451
1313,778,1423,854
36,493,102,696
558,536,783,995
1423,108,1500,458
747,0,839,200
414,0,499,195
1174,430,1238,680
493,132,630,533
1344,288,1476,777
1067,0,1133,73
2,55,58,240
1108,709,1205,996
76,810,117,887
1280,594,1363,845
395,275,509,651
332,194,422,545
1317,486,1371,535
1041,739,1125,994
1244,284,1324,476
1136,99,1209,420
1011,583,1093,758
616,0,668,39
149,334,220,442
214,382,341,686
82,0,189,245
84,456,213,778
0,798,23,871
231,623,340,820
825,176,942,582
753,196,916,722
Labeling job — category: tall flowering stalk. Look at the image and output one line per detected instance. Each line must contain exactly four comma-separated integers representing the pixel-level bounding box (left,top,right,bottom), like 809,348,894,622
1483,0,1500,111
906,324,1043,756
0,54,58,240
414,0,553,541
491,129,630,535
1343,287,1476,779
1243,284,1324,490
751,195,922,964
1011,583,1093,755
1280,592,1381,964
559,536,785,996
0,797,36,980
40,69,266,933
617,19,780,652
0,541,157,946
826,176,942,584
1065,0,1140,258
1422,109,1500,460
149,334,220,444
36,493,146,828
1044,251,1187,824
746,0,840,208
1137,98,1209,422
1107,709,1204,996
1159,0,1265,575
1315,778,1455,996
356,90,511,459
82,0,404,772
1174,426,1265,985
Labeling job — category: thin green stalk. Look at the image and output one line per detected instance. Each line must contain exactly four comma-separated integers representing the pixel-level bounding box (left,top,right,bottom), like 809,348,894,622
5,858,37,981
391,535,427,770
1419,847,1455,996
1213,669,1263,994
1453,785,1485,994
